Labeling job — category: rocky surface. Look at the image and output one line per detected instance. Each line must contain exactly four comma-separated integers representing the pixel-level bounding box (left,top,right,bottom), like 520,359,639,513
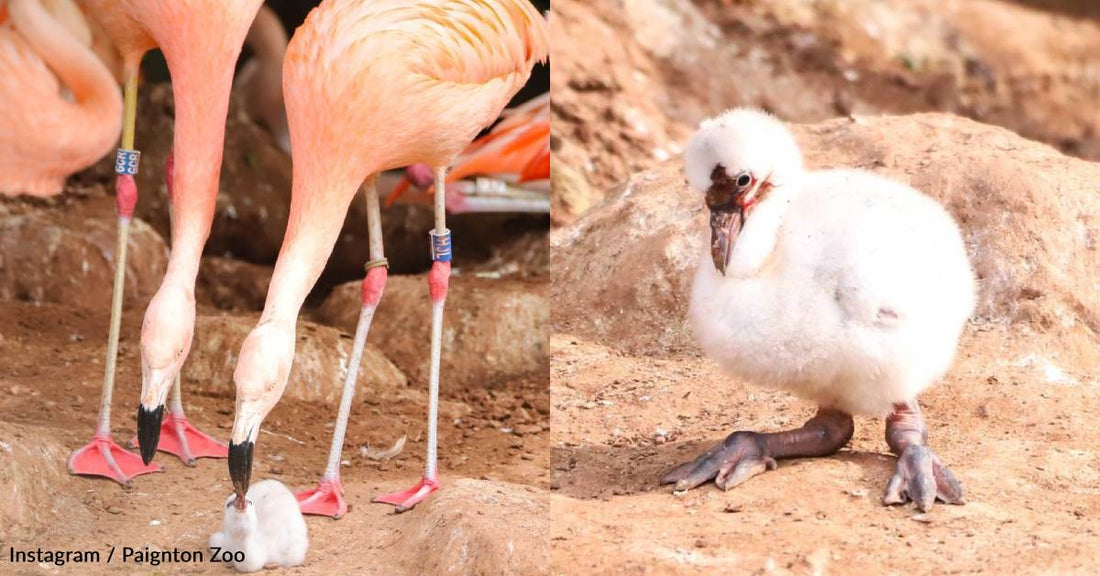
195,256,272,312
385,479,549,575
0,195,168,310
183,313,407,405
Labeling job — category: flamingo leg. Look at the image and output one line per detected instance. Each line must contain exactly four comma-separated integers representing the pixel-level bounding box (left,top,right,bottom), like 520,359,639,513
69,76,161,485
883,402,965,512
297,176,387,519
373,167,450,513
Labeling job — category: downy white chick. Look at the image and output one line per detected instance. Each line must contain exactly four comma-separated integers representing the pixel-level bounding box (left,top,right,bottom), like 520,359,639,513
210,479,308,572
663,109,975,512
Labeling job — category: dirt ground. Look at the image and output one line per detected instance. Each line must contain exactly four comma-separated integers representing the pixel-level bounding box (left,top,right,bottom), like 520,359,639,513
0,299,549,575
551,328,1100,575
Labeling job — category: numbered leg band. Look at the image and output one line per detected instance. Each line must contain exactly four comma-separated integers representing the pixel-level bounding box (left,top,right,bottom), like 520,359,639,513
430,229,452,262
115,149,141,175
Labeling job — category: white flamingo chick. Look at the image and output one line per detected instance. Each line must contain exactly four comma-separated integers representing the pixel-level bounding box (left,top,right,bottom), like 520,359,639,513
210,480,308,573
662,109,975,512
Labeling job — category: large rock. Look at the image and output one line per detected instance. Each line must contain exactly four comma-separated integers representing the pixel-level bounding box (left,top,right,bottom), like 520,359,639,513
318,274,549,386
553,113,1100,355
183,314,407,404
0,422,86,540
195,256,272,312
0,195,168,310
384,479,548,576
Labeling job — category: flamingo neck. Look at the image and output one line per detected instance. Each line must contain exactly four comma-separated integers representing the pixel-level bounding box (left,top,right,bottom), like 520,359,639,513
261,170,363,325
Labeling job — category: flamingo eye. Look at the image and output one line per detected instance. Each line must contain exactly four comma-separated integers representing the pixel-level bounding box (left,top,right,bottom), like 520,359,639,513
736,173,752,188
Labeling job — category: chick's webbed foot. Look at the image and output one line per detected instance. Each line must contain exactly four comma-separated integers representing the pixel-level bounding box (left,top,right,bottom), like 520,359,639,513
884,445,965,512
884,401,965,512
661,431,776,491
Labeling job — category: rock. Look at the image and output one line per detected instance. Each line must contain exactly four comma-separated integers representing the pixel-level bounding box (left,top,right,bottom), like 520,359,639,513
0,195,168,310
183,314,407,404
550,159,601,227
553,114,1100,355
195,256,272,312
383,479,548,576
317,274,548,386
467,230,550,280
0,422,86,539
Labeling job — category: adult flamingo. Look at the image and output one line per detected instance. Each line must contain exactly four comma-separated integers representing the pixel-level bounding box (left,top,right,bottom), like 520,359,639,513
227,0,549,517
67,0,263,484
0,0,121,197
390,92,551,213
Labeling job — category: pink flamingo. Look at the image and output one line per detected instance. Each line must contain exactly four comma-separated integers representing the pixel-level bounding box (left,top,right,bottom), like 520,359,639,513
227,0,549,517
67,0,264,484
391,92,551,213
0,0,121,197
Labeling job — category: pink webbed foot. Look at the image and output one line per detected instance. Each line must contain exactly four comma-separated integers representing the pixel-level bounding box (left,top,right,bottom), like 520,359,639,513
128,413,228,466
68,434,162,486
296,477,348,518
372,475,440,513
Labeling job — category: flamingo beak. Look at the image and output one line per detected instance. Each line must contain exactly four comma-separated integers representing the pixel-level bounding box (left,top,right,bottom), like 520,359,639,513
136,405,164,464
709,208,743,275
137,364,175,465
228,401,262,503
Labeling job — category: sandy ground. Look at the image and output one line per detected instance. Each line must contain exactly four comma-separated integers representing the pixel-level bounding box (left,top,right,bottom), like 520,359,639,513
550,329,1100,575
0,299,549,575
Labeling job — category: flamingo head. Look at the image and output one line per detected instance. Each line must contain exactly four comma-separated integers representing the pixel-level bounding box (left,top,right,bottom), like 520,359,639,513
228,320,295,502
136,283,196,464
684,108,803,275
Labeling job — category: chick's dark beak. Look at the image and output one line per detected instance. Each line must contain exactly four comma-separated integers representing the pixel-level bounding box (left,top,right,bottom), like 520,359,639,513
137,404,164,465
709,208,743,275
228,437,254,504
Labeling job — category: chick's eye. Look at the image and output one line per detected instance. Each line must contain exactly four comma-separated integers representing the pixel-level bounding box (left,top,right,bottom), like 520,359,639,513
736,173,752,188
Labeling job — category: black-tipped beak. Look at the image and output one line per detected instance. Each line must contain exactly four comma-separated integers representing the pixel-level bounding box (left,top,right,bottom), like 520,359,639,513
709,207,743,275
228,438,254,503
137,405,165,465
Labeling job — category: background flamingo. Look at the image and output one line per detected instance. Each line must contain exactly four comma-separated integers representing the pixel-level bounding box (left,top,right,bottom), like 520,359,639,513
67,0,263,484
235,4,290,154
228,0,549,517
391,92,550,214
0,0,121,197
